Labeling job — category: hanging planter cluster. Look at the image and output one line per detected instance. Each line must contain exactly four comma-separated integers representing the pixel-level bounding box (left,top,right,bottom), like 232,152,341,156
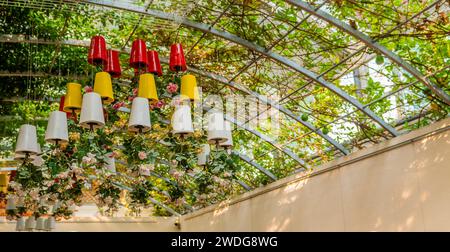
6,35,236,230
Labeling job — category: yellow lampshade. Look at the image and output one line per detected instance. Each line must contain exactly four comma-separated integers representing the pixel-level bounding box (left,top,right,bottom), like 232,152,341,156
0,173,8,193
180,74,199,101
138,73,158,102
63,83,82,112
93,71,114,104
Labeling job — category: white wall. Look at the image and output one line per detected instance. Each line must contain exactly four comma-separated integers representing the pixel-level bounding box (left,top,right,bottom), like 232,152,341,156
180,118,450,231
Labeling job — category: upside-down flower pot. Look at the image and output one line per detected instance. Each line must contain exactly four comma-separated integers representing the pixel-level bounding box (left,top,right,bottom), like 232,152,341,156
45,111,69,144
128,97,151,133
169,43,187,72
207,111,228,144
63,83,82,113
31,144,44,167
15,124,39,155
104,49,121,78
220,121,233,148
16,217,26,231
197,144,210,166
130,39,148,69
171,104,194,136
138,73,158,102
25,216,36,231
79,92,105,130
35,217,46,231
93,72,114,104
88,35,107,66
6,198,16,210
45,216,56,231
0,173,8,193
180,74,199,101
104,153,116,173
14,143,41,162
147,50,162,76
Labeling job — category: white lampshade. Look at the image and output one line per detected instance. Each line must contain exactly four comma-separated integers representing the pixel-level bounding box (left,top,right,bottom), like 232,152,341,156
128,97,151,133
25,216,36,230
171,104,194,135
32,155,44,167
220,121,233,148
15,144,43,164
207,111,227,144
6,198,16,210
45,216,56,231
15,124,39,155
16,197,24,207
35,217,46,230
197,144,210,166
104,153,116,173
45,111,69,144
14,153,35,161
16,217,26,231
79,92,105,130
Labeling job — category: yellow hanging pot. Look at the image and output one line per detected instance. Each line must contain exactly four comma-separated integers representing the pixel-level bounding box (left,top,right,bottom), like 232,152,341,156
63,82,82,113
0,173,8,193
93,71,114,104
180,74,199,101
138,73,158,102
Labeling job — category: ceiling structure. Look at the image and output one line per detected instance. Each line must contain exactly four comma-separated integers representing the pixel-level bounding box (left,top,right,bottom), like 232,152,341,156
0,0,449,214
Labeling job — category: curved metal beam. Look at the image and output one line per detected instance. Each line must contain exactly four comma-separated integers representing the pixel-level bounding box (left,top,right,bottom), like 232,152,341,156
233,151,277,181
285,0,450,105
83,0,398,137
223,113,309,169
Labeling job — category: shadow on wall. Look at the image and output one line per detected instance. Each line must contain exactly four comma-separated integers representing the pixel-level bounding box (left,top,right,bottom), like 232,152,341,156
183,126,449,232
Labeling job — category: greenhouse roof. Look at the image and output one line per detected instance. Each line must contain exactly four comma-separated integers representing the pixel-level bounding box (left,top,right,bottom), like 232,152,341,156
0,0,449,216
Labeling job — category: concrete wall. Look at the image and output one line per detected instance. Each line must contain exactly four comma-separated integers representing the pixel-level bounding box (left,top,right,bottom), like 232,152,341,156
180,118,450,232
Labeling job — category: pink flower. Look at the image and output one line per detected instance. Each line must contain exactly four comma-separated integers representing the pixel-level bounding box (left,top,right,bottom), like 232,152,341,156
84,86,93,93
132,88,138,96
138,151,147,160
154,100,165,109
128,96,135,102
112,101,125,110
166,83,178,94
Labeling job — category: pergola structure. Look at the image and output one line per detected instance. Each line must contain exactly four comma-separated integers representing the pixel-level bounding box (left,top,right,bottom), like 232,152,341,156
0,0,448,217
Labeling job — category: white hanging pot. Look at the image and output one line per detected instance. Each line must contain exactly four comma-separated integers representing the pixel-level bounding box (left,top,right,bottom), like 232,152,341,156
35,217,46,230
207,111,227,144
32,155,44,167
52,202,60,214
219,121,233,148
197,144,210,166
15,124,39,155
16,197,24,207
45,216,56,231
14,143,41,162
25,216,36,231
128,97,151,133
171,103,194,136
6,198,16,210
45,111,69,144
79,92,105,130
16,216,26,231
104,153,116,173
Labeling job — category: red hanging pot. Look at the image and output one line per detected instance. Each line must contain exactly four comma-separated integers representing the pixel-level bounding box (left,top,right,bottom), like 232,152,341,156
129,39,148,69
169,43,187,72
88,35,107,66
104,50,121,78
147,50,162,76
